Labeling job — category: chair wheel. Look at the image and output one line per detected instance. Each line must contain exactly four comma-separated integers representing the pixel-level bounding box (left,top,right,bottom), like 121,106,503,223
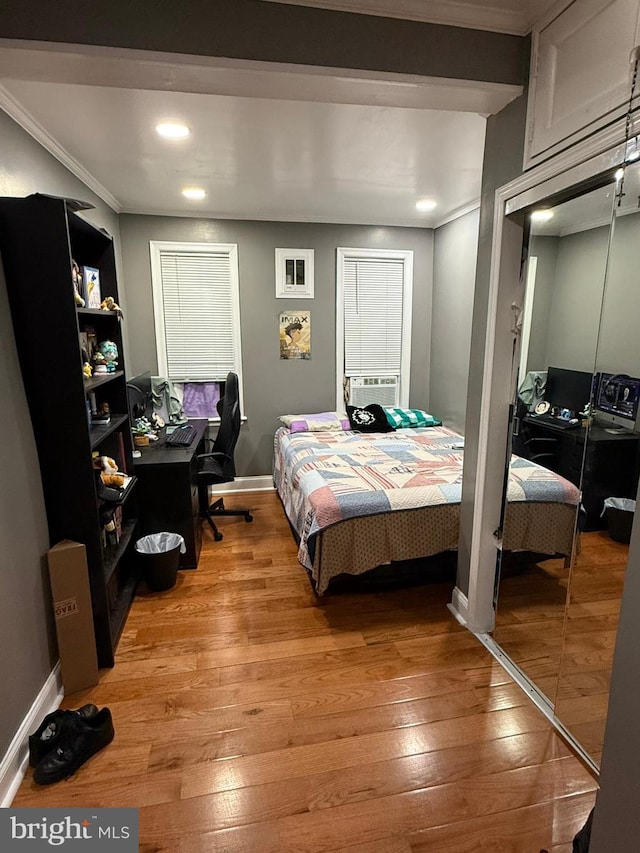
214,531,223,541
245,514,253,523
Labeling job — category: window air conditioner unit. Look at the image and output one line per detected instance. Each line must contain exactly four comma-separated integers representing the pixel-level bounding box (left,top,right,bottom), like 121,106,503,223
349,376,399,407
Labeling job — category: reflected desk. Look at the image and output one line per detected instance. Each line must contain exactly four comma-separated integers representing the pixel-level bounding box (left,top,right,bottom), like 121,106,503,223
132,418,208,569
522,416,640,530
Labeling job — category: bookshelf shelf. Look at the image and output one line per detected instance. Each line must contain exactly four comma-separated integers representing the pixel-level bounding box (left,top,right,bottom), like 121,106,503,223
103,518,137,585
77,307,118,317
0,193,138,667
89,413,129,449
84,370,125,393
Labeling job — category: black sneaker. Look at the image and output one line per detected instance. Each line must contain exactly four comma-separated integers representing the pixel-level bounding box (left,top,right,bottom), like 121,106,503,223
33,708,115,785
28,704,98,767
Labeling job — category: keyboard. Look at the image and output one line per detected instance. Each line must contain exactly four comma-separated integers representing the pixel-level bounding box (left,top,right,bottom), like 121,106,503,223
526,413,579,430
165,424,196,446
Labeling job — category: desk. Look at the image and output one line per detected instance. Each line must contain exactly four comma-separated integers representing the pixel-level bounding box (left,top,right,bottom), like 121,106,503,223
523,416,640,529
133,419,208,569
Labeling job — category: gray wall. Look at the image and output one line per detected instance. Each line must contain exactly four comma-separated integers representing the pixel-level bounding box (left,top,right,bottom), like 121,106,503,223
120,215,433,476
457,89,530,596
596,211,640,376
0,0,525,86
544,226,609,373
527,213,640,378
0,108,120,759
430,208,480,434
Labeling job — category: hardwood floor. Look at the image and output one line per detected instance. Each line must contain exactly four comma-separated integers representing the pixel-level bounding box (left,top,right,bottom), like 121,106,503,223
494,529,628,765
12,491,596,851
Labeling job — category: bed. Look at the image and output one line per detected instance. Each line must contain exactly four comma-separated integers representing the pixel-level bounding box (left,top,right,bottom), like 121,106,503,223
273,423,580,594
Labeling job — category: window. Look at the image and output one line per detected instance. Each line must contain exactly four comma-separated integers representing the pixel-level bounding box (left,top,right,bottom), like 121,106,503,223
336,247,413,411
149,241,243,419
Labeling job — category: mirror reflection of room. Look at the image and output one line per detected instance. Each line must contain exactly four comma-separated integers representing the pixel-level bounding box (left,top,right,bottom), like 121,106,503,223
553,161,640,766
494,164,640,769
493,181,617,712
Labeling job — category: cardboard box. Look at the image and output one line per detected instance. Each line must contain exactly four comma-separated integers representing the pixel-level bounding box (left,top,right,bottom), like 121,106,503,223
47,540,99,694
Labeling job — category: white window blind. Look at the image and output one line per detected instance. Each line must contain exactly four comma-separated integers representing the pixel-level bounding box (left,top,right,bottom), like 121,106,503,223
336,247,413,411
343,257,405,374
150,242,242,383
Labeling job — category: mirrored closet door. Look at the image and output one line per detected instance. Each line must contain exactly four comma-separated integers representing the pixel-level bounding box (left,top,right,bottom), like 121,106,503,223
552,159,640,766
492,177,620,756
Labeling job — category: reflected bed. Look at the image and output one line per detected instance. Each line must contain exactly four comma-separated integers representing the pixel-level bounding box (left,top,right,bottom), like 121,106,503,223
274,424,580,594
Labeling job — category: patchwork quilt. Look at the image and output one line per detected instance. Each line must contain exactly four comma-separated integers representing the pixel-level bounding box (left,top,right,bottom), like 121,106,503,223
273,425,580,575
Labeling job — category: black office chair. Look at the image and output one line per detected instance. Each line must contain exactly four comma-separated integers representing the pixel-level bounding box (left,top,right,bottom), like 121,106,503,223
513,397,560,468
197,372,253,541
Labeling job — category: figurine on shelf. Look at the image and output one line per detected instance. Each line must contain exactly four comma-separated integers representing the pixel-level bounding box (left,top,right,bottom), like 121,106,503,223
71,259,85,307
97,340,118,373
92,350,108,375
82,361,93,379
92,401,111,424
92,454,124,487
100,296,123,319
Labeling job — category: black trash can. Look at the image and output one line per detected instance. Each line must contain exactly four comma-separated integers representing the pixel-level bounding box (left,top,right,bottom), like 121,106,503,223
135,532,185,591
602,498,636,545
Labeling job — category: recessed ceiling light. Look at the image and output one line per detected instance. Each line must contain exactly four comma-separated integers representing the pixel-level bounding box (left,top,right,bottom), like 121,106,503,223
531,209,554,223
182,187,206,201
416,198,437,212
156,122,190,139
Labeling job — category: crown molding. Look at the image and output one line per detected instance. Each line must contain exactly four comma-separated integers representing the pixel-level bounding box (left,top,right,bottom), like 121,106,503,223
0,84,121,212
259,0,533,35
433,198,481,228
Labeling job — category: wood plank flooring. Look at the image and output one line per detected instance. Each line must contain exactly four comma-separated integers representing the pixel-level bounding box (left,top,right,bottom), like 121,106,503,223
12,491,596,851
494,529,628,764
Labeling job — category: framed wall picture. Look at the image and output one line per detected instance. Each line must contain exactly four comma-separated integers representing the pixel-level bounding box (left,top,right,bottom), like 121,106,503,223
279,310,311,359
82,266,101,308
275,248,314,298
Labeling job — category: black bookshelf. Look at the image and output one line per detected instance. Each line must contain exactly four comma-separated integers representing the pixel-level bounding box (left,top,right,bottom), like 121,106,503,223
0,193,138,667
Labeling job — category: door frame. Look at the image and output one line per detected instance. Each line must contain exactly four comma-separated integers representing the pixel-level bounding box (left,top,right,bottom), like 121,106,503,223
458,129,629,634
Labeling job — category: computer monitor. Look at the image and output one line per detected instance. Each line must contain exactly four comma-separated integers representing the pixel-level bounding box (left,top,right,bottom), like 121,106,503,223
545,366,593,415
126,371,152,421
594,372,640,430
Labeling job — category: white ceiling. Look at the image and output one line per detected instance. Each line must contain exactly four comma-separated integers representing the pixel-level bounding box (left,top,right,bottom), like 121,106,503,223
0,34,523,227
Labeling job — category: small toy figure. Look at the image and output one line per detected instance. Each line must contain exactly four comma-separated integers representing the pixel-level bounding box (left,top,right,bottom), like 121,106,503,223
100,296,123,318
97,340,118,372
92,350,108,374
71,259,85,307
92,401,110,423
92,455,124,488
82,361,93,378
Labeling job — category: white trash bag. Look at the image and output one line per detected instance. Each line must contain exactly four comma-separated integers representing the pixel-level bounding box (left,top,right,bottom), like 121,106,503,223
601,498,636,516
135,532,186,555
602,498,636,545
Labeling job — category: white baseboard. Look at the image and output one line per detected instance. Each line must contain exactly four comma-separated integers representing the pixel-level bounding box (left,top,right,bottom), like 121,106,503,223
0,664,62,807
208,475,274,494
447,586,469,627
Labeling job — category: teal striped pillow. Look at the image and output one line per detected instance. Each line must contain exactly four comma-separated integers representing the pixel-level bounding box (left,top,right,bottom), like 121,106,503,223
383,407,442,429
